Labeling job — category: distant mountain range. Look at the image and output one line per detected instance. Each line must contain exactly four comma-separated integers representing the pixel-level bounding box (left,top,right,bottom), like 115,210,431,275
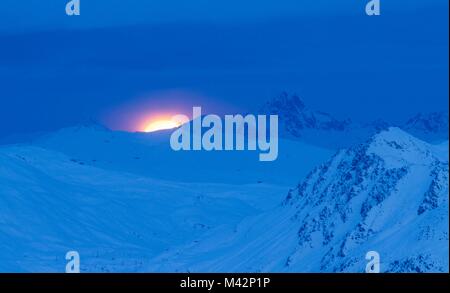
403,112,449,142
148,128,449,272
260,92,448,148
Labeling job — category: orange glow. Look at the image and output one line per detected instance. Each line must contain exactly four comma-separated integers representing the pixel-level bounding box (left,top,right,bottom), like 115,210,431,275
143,119,181,132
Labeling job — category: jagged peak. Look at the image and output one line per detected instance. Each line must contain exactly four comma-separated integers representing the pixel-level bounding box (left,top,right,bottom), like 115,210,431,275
370,127,422,145
404,111,449,133
366,127,442,167
406,111,448,122
259,92,350,134
260,92,306,113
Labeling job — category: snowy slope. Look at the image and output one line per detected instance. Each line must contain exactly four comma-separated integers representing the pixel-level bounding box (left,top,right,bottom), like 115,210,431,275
147,128,449,272
1,124,447,272
31,124,333,186
0,145,287,272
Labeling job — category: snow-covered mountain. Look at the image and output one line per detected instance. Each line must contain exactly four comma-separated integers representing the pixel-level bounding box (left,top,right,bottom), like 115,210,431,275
402,112,449,143
31,124,333,186
0,123,334,272
0,116,447,272
259,93,384,148
147,128,449,272
259,92,351,134
259,92,448,149
0,145,288,272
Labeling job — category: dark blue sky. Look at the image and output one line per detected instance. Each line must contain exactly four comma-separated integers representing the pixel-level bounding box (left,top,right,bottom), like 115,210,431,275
0,0,448,138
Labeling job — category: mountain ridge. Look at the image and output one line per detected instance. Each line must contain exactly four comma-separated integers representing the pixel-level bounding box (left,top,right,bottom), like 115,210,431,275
147,127,449,272
259,92,449,148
